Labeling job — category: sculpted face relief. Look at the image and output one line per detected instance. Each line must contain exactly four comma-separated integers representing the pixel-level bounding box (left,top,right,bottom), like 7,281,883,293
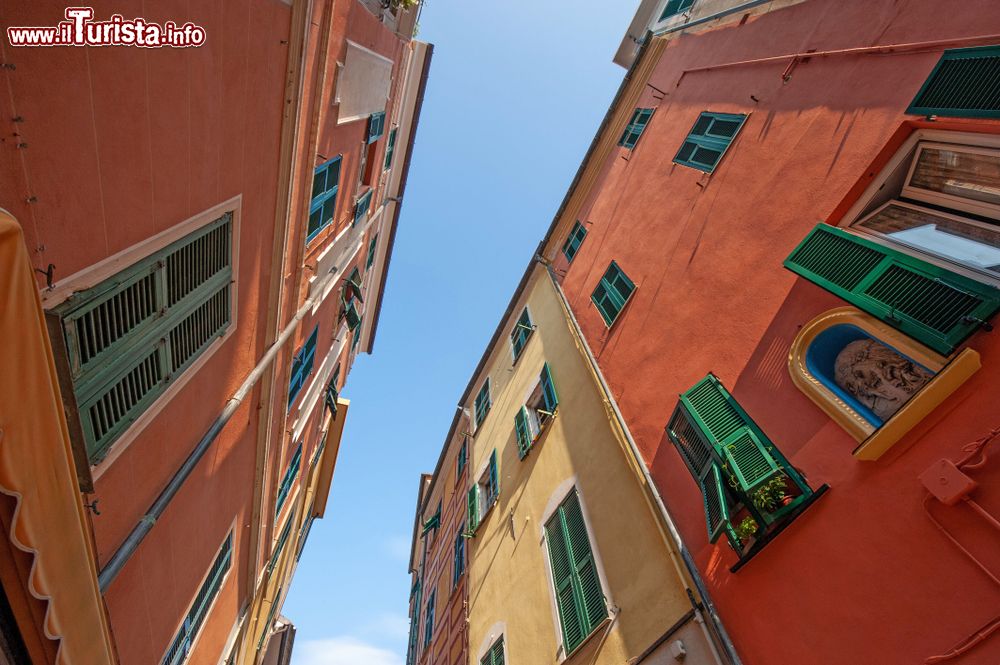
834,339,934,421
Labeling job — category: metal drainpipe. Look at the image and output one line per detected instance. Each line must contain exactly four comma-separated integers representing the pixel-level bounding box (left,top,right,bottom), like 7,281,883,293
97,272,339,592
543,263,742,665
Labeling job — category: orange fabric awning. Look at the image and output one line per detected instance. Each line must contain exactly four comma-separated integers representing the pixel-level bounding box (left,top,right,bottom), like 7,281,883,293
0,212,116,664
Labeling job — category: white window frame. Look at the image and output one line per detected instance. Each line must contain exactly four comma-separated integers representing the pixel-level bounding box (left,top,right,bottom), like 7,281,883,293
838,129,1000,289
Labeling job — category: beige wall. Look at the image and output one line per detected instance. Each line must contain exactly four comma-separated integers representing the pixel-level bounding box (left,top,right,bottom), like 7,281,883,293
464,265,710,664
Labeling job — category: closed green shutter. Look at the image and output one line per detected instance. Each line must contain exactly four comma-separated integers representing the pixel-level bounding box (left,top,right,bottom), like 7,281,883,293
618,108,655,149
423,590,435,647
540,363,559,413
673,112,747,173
268,518,293,574
784,224,1000,354
907,46,1000,119
53,214,233,463
562,221,588,262
457,437,467,476
274,441,303,517
467,486,479,533
307,156,342,242
511,307,533,360
591,261,636,326
162,532,233,665
514,406,532,459
288,326,319,408
366,234,379,270
474,379,492,426
480,638,505,665
545,490,607,654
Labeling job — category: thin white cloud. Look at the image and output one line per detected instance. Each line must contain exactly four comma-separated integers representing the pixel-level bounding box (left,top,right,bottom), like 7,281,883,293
362,613,410,642
383,535,412,563
295,637,403,665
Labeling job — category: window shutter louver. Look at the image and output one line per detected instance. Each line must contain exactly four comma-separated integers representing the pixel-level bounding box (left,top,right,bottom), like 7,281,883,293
342,299,362,331
546,509,584,651
514,406,532,459
700,464,732,543
907,46,1000,119
54,213,233,463
546,490,607,653
784,224,1000,354
681,375,782,493
673,112,747,172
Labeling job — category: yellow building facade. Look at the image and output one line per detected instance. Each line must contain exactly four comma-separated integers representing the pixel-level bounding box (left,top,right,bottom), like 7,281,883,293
459,263,721,665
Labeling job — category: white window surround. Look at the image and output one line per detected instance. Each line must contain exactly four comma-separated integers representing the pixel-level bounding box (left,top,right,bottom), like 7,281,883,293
838,129,1000,288
538,480,614,661
40,197,244,480
475,625,507,665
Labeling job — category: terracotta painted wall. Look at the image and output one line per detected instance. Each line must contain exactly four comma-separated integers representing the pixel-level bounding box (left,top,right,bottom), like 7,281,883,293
0,0,417,662
551,2,1000,664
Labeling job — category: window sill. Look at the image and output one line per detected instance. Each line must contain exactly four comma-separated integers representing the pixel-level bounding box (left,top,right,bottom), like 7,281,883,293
730,484,829,573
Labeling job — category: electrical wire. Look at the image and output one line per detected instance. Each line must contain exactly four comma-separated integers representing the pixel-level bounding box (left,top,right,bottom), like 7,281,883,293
923,427,1000,663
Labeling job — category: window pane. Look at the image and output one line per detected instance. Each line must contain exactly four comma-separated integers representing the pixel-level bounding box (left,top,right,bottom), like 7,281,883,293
691,115,713,136
855,202,1000,274
910,146,1000,206
693,146,722,167
312,168,326,199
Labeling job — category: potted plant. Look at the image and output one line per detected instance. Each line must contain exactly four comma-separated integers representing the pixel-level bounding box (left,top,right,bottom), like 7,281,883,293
751,475,793,514
733,516,759,547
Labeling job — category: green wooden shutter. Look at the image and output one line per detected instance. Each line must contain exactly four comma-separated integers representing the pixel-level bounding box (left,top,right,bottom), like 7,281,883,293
474,379,492,426
562,221,588,262
54,213,233,463
484,638,504,665
384,128,398,170
700,464,732,543
545,506,584,651
343,298,362,331
681,375,782,493
514,406,532,459
488,449,499,500
467,486,479,533
325,379,339,418
540,363,559,413
673,112,747,173
546,490,607,653
591,261,635,326
784,224,1000,354
907,46,1000,119
366,234,379,270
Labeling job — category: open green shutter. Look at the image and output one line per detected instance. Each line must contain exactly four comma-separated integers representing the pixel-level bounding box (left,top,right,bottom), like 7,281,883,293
721,431,781,493
344,273,364,303
545,509,584,651
325,380,338,418
784,224,1000,354
666,404,716,481
681,375,782,493
514,406,532,459
342,298,362,331
467,486,479,533
700,464,732,543
490,639,505,665
540,363,559,412
488,450,499,500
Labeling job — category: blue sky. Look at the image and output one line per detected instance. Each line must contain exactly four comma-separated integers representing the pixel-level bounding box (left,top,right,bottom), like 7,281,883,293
284,3,638,663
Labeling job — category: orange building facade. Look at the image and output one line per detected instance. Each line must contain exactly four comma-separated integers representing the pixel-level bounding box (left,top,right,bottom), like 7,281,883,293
0,1,429,664
538,1,1000,664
